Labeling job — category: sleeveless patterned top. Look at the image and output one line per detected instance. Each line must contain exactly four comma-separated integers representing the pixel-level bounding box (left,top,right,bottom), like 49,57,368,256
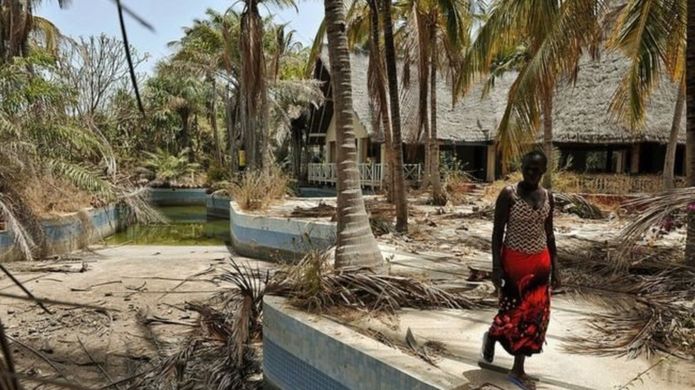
504,184,551,254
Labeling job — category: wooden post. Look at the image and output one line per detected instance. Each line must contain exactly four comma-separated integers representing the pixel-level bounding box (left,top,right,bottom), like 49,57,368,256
630,144,641,174
615,149,627,173
486,144,496,182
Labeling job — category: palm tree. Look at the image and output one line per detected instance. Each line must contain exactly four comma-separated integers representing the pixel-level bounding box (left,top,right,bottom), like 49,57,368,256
401,0,471,205
323,0,384,268
607,0,686,190
381,0,409,232
0,0,68,63
238,0,296,171
686,0,694,265
344,0,397,201
456,0,603,187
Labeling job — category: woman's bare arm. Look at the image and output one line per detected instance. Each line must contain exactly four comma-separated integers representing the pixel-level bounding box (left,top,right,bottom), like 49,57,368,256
491,187,512,288
545,191,560,288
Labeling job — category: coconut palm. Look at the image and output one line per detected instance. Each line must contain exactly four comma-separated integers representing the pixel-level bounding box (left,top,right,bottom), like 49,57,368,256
344,0,397,201
238,0,297,172
0,0,69,63
456,0,604,188
323,0,384,268
607,0,686,190
381,0,409,232
399,0,473,205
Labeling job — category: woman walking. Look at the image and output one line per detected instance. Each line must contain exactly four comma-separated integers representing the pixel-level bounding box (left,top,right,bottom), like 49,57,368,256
481,150,560,389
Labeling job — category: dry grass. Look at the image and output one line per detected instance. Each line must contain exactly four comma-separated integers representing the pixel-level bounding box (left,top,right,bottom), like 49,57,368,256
444,171,478,206
228,166,289,211
22,175,96,217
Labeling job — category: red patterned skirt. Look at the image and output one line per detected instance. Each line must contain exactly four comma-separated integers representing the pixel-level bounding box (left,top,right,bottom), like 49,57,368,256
489,246,551,356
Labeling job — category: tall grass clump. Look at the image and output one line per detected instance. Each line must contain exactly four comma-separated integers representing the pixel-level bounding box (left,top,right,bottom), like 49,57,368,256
228,165,290,211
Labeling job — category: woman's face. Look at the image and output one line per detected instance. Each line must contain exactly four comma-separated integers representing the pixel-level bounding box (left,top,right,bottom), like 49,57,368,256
522,156,547,187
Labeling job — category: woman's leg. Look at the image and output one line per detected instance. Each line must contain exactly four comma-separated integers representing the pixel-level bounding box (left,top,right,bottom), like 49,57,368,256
511,355,525,376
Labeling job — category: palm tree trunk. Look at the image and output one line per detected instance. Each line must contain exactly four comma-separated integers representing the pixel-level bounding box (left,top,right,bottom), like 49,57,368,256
418,16,431,190
209,77,223,165
227,86,239,173
429,24,446,205
663,76,685,190
240,0,267,171
382,0,408,232
686,1,695,266
368,0,394,203
542,90,554,189
324,0,383,269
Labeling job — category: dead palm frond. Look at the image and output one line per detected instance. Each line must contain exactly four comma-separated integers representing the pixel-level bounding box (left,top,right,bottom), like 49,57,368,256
135,260,269,390
273,250,488,313
553,192,604,219
613,187,694,270
0,320,19,390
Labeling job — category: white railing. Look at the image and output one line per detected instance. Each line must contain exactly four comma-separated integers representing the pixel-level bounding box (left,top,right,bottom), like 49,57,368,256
308,163,421,188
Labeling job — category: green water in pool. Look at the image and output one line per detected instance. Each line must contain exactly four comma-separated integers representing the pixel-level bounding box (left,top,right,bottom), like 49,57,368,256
106,205,229,246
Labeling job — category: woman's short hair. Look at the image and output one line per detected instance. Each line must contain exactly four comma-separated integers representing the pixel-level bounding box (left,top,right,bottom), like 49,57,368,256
522,150,548,167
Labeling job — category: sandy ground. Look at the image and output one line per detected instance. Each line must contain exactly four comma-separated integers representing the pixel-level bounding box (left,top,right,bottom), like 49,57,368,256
0,245,274,389
1,193,689,389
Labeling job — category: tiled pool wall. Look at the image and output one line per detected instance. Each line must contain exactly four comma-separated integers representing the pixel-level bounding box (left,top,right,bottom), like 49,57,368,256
263,296,466,390
0,204,125,262
0,188,230,262
229,202,336,262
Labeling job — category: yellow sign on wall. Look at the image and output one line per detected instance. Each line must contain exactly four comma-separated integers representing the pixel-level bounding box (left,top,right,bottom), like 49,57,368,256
239,150,246,167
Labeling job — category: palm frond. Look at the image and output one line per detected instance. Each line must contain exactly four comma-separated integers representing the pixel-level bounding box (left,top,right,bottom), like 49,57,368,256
614,187,694,269
0,195,35,261
607,0,685,128
47,160,114,197
30,16,62,56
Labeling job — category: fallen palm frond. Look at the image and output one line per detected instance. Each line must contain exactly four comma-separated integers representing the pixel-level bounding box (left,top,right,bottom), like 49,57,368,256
0,194,36,261
0,320,19,390
134,259,268,390
558,235,695,359
553,192,604,220
565,296,694,360
290,201,336,218
273,250,485,313
118,186,168,225
613,187,694,271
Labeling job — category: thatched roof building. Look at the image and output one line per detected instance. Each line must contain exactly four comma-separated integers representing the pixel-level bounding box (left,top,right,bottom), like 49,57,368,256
308,50,685,146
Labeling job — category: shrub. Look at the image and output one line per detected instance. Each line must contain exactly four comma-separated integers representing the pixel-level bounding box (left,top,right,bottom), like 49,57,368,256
228,165,289,211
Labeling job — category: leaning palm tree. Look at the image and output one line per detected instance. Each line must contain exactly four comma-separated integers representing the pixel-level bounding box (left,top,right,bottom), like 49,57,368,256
606,0,692,264
456,0,604,188
323,0,384,269
607,0,686,190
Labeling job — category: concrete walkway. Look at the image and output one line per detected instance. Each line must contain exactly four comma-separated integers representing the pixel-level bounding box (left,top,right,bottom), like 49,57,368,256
348,245,695,390
0,245,272,388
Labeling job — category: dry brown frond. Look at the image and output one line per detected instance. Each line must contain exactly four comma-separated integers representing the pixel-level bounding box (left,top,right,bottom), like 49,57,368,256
614,188,694,267
273,250,487,313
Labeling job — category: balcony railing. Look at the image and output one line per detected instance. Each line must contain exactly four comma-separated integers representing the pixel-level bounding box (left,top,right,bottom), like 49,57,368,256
307,163,422,188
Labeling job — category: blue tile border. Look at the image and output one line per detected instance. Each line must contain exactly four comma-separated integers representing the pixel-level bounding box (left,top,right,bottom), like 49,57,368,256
263,296,468,390
264,338,349,390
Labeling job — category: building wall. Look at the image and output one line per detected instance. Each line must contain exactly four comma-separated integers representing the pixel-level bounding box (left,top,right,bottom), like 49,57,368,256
324,113,382,164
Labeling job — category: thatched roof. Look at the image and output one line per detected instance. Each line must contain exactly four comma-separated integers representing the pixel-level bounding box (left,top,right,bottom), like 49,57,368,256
314,50,685,146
